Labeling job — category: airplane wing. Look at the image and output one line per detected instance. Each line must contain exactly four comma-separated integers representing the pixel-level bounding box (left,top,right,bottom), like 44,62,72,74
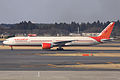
53,40,77,46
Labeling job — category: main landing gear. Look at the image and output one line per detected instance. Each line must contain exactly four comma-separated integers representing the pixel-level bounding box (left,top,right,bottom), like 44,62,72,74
57,46,64,51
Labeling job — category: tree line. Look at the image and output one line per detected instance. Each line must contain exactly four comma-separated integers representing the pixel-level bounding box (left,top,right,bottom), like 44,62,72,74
0,20,120,36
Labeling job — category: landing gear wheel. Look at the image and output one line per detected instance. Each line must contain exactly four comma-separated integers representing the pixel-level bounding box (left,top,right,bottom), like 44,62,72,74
57,48,64,51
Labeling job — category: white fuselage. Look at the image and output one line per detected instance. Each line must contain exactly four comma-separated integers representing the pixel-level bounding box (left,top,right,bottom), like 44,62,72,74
3,36,99,46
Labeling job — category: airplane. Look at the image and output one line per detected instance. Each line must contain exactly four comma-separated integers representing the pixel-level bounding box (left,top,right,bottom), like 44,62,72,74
3,22,115,50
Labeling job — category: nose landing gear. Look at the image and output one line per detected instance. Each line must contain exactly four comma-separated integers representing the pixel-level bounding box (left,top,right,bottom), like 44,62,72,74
10,46,13,50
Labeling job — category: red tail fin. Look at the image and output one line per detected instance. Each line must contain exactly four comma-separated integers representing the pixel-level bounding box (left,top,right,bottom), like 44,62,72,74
98,22,115,39
90,22,115,43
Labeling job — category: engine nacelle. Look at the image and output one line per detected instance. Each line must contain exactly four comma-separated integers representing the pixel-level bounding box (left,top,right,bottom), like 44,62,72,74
42,43,53,49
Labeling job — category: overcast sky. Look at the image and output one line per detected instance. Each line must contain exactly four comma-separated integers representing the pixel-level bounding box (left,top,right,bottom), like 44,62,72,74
0,0,120,23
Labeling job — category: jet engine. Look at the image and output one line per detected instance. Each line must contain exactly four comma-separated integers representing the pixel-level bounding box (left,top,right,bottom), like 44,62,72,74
42,43,53,49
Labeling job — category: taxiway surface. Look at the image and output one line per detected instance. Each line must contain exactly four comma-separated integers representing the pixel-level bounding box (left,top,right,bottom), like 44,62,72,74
0,49,120,71
0,41,120,71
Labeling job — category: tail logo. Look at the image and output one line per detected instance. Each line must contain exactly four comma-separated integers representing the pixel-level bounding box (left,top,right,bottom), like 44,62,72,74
104,30,108,33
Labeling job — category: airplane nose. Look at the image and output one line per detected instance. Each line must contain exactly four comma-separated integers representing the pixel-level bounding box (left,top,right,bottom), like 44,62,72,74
3,41,5,44
3,41,7,45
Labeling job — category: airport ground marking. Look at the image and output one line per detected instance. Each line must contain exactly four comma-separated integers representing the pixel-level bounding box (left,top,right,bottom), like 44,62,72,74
33,53,120,57
51,64,120,69
106,62,114,64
